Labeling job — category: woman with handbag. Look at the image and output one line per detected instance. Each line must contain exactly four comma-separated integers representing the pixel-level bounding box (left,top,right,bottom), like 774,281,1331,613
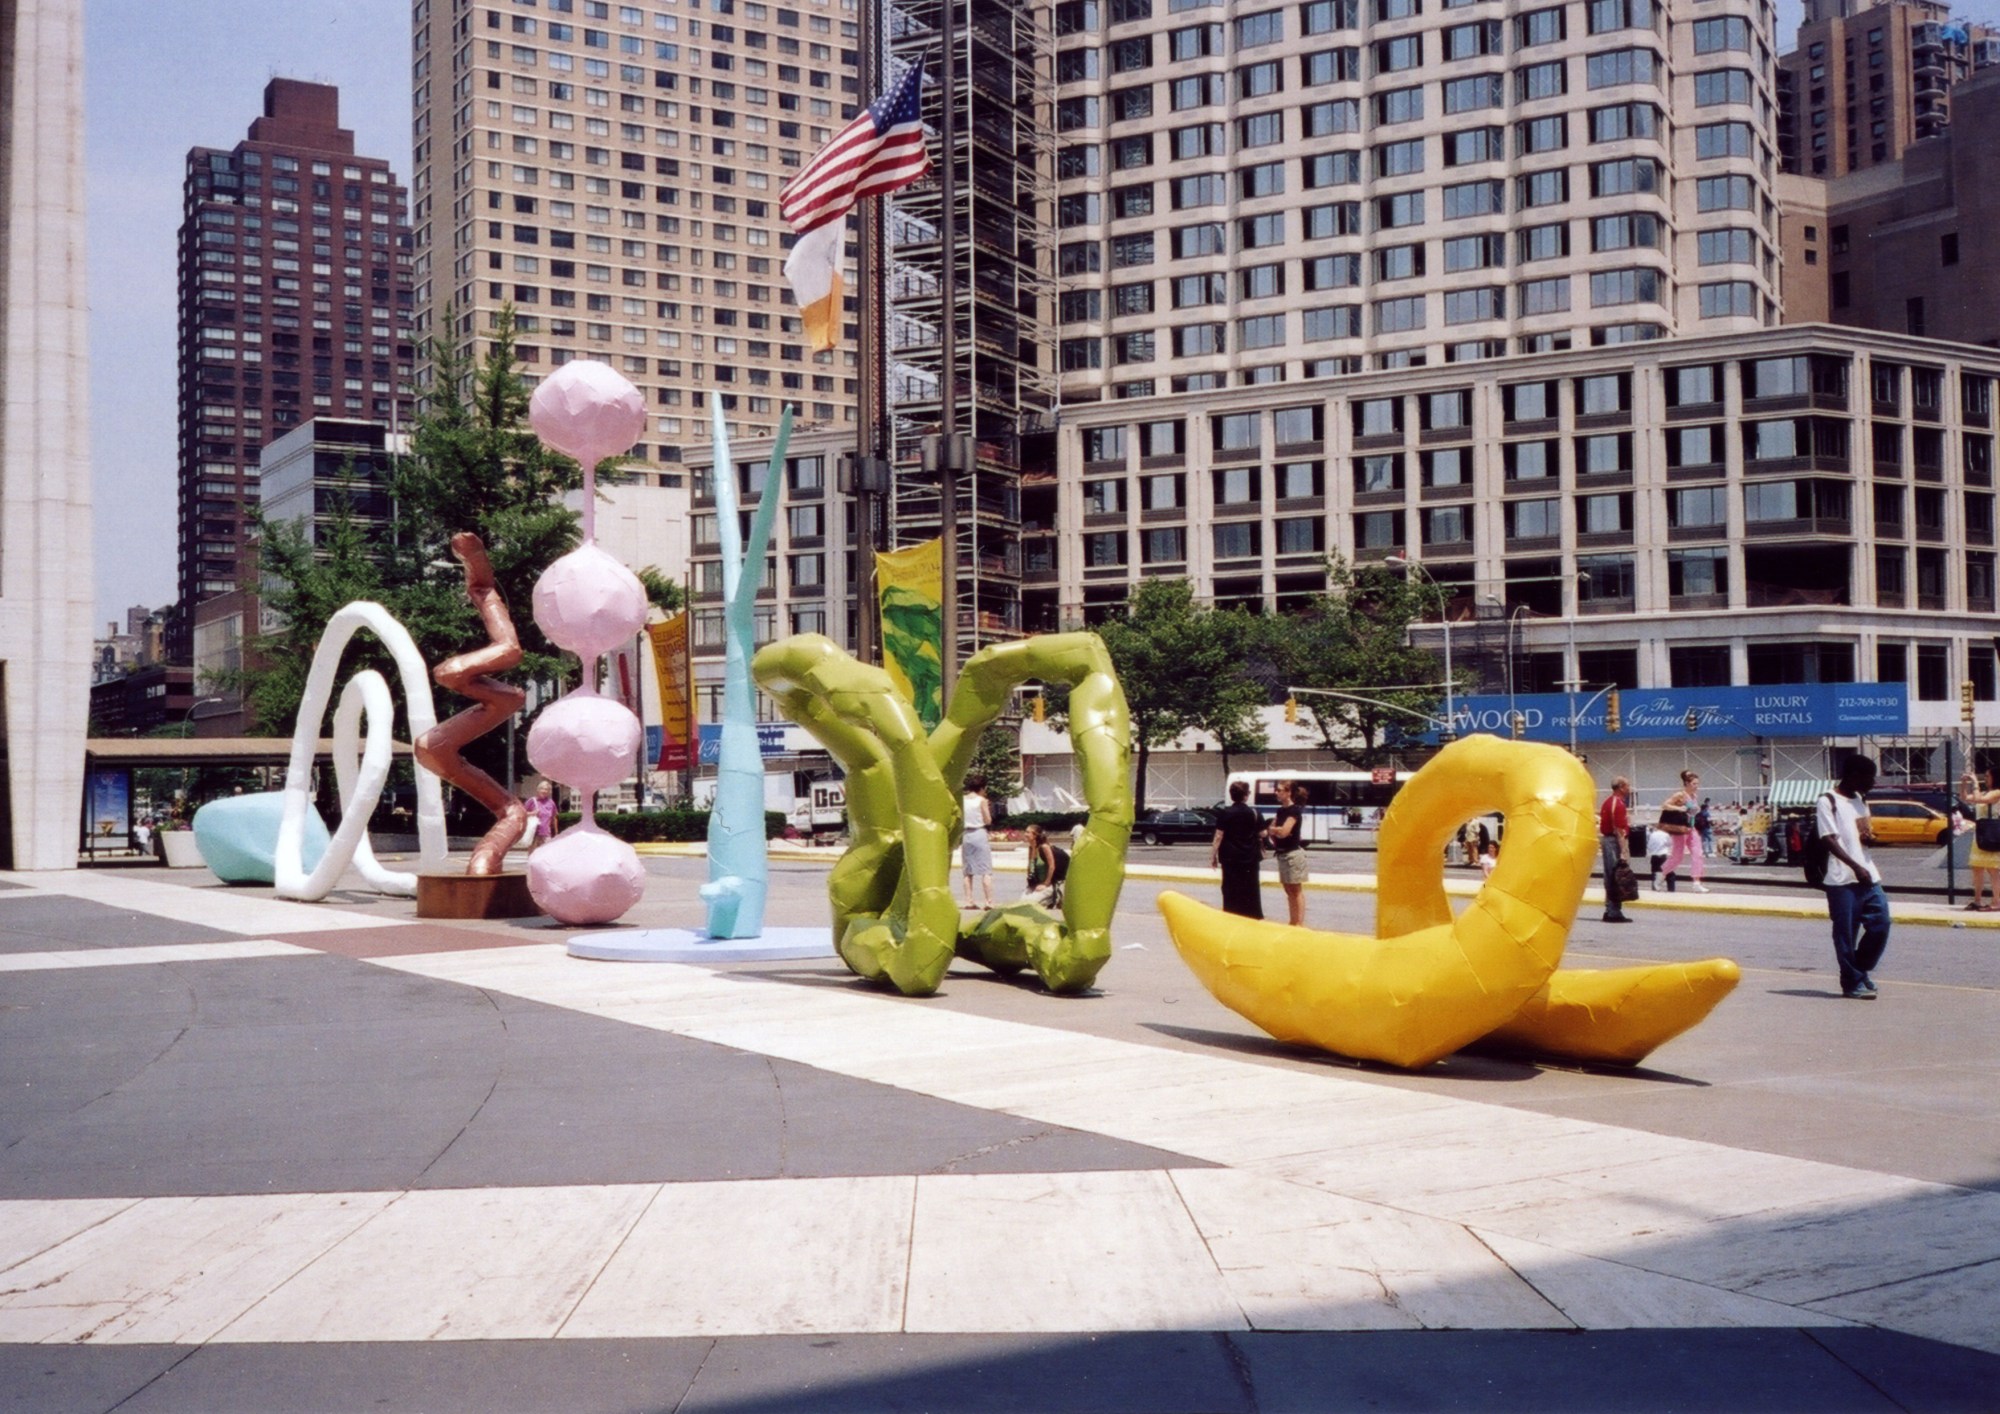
1958,768,2000,910
1659,769,1710,894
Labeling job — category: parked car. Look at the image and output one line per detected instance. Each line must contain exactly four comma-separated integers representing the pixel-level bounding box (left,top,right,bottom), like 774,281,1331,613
1863,797,1951,846
1133,808,1218,846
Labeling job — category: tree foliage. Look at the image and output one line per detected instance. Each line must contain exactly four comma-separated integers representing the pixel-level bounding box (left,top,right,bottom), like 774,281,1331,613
637,566,685,616
1265,556,1451,765
1038,562,1455,793
231,306,586,738
391,308,584,682
969,723,1023,812
1090,579,1270,815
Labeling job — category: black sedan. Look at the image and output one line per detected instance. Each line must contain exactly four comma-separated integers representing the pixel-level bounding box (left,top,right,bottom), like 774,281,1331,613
1133,808,1219,846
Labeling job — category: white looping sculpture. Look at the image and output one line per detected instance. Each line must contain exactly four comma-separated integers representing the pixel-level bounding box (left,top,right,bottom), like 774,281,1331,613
273,601,447,900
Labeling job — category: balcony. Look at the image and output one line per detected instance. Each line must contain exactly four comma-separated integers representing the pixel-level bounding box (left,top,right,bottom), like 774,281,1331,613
1743,515,1853,540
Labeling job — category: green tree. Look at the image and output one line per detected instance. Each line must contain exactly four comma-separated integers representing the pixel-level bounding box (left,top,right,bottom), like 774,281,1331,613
1091,579,1268,816
1178,606,1271,783
231,306,588,738
391,306,585,683
637,566,685,616
968,723,1022,813
226,479,385,733
1267,556,1449,765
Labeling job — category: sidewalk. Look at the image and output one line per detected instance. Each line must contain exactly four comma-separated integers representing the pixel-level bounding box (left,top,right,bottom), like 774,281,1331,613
3,864,1997,1412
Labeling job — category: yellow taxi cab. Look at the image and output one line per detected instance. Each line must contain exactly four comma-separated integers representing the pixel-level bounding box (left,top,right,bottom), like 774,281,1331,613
1863,798,1951,846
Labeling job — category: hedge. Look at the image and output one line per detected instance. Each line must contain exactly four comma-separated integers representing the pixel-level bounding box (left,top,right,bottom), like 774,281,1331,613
1000,810,1089,833
554,808,789,842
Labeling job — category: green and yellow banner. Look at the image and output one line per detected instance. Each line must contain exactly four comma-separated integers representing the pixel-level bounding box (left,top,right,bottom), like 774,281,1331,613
876,538,944,727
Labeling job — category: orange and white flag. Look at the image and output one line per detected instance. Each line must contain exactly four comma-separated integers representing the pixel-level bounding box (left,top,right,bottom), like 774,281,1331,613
783,216,845,355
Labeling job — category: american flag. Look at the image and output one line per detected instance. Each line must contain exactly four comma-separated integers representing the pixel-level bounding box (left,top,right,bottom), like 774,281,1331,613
779,62,930,233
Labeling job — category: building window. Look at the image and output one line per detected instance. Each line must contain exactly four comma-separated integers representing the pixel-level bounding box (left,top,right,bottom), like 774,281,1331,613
1506,497,1561,538
1504,439,1558,480
1354,453,1403,493
1213,522,1261,559
1373,295,1426,334
1698,281,1755,318
1143,526,1186,563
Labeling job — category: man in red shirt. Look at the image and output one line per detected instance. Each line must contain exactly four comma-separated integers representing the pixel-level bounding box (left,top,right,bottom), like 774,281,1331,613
1599,776,1634,923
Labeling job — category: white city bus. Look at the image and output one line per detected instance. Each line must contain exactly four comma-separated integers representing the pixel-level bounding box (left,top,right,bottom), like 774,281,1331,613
1223,769,1415,844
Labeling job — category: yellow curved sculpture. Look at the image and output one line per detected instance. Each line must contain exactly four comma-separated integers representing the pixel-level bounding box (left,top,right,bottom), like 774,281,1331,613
1160,735,1740,1069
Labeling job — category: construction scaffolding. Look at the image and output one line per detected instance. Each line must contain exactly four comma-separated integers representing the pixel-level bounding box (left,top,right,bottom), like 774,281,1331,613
886,0,1057,660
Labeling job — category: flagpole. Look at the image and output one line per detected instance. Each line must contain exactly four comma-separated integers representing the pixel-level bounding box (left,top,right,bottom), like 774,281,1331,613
938,4,960,701
853,0,884,669
683,567,695,806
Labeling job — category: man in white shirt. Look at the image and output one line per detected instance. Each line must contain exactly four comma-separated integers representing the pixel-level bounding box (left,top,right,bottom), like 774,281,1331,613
1817,755,1890,1000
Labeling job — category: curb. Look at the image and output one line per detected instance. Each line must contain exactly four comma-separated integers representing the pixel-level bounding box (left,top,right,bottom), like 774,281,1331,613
632,841,1999,929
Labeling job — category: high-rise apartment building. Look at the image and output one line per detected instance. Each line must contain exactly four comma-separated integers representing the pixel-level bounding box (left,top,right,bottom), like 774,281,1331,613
1051,0,1781,391
174,80,414,659
1833,71,2000,348
1776,0,2000,178
1053,325,2000,744
409,0,862,465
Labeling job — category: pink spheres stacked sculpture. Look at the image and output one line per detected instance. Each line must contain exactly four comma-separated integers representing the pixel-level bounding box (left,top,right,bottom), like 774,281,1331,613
522,361,652,925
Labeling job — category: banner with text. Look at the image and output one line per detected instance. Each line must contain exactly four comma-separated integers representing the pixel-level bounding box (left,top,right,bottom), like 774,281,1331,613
646,612,694,771
875,537,944,727
1396,682,1909,746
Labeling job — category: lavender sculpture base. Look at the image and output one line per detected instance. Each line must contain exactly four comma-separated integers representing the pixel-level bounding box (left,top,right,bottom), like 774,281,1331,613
566,925,835,964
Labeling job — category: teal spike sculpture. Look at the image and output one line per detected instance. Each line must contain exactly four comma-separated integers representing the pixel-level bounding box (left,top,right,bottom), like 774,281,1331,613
699,395,791,937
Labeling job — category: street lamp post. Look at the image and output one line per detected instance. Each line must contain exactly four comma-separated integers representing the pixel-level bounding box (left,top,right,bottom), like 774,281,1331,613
1385,553,1453,738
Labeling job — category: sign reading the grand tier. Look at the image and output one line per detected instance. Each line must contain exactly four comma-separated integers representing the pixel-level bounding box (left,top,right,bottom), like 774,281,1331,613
1396,682,1909,746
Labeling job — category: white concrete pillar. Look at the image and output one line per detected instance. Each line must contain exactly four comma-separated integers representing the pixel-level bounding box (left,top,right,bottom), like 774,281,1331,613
0,0,94,869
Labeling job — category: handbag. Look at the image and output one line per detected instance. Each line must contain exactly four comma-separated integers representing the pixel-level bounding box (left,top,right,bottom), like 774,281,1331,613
1976,813,2000,852
1658,806,1692,836
1612,862,1642,903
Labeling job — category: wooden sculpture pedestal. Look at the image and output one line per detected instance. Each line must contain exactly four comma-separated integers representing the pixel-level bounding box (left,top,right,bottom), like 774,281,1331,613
417,870,541,920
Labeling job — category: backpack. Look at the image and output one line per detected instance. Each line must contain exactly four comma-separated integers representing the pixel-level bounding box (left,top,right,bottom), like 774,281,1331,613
1801,794,1835,886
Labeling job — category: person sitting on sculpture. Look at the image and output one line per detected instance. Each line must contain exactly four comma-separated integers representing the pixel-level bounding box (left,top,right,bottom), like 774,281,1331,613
1021,822,1069,908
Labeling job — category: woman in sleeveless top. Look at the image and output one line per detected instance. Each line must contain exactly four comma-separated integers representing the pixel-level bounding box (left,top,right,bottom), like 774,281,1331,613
960,771,994,911
1960,767,2000,911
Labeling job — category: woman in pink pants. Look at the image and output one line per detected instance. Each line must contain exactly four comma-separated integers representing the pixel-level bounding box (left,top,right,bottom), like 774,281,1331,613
1661,768,1709,894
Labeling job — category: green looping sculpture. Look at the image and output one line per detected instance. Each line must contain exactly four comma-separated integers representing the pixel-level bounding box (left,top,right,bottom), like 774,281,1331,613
752,632,1134,996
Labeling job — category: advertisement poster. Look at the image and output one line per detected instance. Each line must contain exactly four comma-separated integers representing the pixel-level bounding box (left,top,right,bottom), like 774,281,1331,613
646,612,694,771
86,768,131,848
875,537,944,727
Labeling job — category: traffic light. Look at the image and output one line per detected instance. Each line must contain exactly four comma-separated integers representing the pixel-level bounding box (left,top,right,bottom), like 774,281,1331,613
1685,708,1700,733
1605,689,1621,734
1032,694,1046,724
1285,695,1299,724
1509,710,1525,739
1962,680,1976,724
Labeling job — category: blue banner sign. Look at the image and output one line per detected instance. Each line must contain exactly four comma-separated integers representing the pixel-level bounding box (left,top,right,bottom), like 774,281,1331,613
697,722,791,764
1398,682,1908,745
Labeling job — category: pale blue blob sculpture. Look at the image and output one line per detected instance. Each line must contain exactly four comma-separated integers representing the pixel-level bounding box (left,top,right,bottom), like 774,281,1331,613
699,395,791,938
194,790,331,885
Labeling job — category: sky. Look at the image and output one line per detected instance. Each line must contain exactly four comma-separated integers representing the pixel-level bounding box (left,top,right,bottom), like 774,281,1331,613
83,0,1813,629
86,0,409,627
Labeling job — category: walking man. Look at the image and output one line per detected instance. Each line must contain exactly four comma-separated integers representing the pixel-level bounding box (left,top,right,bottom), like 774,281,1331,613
1819,755,1890,999
1599,776,1633,923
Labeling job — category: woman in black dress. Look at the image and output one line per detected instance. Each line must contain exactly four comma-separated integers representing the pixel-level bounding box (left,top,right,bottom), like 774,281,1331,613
1209,780,1269,919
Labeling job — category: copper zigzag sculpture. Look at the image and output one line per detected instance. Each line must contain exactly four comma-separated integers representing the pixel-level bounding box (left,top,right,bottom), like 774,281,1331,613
413,532,530,875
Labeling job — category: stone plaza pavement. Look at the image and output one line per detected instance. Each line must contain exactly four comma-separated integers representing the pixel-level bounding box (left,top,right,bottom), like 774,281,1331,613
2,855,1998,1412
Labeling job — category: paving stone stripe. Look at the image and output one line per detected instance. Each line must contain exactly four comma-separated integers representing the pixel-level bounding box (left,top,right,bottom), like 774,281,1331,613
367,944,2000,1356
0,940,314,972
